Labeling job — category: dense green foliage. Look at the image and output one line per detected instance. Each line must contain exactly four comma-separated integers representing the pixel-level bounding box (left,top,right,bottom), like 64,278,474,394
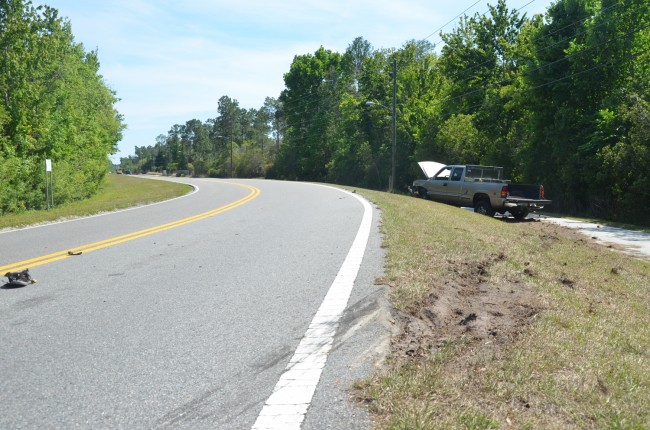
0,0,124,214
126,0,649,225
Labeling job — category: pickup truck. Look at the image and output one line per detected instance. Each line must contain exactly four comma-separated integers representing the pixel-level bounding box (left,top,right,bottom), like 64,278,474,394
410,161,551,219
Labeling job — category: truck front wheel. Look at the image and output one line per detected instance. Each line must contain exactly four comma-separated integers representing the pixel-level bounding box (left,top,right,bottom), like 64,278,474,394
474,199,495,217
418,187,429,199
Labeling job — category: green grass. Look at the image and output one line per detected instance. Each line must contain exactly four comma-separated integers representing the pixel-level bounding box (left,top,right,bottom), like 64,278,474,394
352,189,650,430
0,174,191,230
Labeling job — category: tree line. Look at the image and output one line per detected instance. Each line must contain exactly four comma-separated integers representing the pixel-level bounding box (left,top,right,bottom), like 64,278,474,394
127,0,649,225
119,96,282,178
1,0,124,214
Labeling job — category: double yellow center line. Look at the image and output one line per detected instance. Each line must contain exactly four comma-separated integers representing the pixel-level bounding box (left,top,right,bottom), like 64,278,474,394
1,182,260,274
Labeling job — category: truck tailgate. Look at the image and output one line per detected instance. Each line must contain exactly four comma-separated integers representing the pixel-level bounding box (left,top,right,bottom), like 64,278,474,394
508,184,543,199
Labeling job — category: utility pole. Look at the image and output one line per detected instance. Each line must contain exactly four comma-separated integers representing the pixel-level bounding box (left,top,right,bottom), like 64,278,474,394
275,111,281,152
390,59,397,193
230,118,234,178
365,59,397,192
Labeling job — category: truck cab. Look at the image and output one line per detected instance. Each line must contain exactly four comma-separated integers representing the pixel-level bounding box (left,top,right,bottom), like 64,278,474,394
425,165,468,205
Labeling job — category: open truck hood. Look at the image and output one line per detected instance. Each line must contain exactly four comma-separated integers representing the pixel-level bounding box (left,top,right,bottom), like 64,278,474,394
418,161,447,178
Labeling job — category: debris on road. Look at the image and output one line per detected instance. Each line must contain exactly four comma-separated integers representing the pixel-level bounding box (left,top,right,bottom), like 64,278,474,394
3,269,37,287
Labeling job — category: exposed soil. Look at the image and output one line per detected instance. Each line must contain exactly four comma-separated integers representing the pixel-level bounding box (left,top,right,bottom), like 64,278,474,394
391,251,541,362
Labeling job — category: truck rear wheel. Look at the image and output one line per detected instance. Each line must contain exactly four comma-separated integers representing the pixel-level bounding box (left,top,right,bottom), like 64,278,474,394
512,208,529,220
474,199,495,217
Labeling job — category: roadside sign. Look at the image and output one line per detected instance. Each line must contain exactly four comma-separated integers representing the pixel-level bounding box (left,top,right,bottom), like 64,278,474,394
45,159,52,172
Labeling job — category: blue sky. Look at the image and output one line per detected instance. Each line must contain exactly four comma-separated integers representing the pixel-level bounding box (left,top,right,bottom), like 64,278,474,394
36,0,553,162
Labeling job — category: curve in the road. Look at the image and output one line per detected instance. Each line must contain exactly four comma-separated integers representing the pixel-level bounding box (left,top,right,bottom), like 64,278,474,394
0,182,260,274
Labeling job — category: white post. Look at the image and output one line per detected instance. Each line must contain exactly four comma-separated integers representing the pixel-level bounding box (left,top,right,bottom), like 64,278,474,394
45,159,53,209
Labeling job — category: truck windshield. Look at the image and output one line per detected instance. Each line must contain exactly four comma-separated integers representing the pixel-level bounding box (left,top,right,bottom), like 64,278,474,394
434,167,452,180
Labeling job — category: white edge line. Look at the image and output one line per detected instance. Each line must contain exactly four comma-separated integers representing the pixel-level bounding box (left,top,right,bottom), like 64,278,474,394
0,178,198,235
252,185,373,430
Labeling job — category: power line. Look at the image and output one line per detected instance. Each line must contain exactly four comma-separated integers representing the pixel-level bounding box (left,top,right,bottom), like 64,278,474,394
437,11,650,110
544,0,622,37
437,42,649,122
287,17,650,147
422,0,483,42
527,44,649,93
282,35,650,149
201,2,649,151
288,1,537,114
445,0,643,86
424,0,539,49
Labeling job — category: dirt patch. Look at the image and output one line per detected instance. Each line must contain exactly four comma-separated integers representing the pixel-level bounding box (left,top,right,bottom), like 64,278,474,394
392,252,541,362
527,221,590,244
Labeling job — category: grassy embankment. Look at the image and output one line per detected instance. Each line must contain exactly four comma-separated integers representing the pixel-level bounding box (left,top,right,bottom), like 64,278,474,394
354,189,649,430
0,174,191,230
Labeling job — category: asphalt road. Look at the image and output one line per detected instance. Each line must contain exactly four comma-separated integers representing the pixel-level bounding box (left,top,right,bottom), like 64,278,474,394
0,178,388,429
